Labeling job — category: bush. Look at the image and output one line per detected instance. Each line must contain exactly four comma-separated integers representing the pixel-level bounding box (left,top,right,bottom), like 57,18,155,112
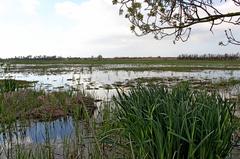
112,83,236,159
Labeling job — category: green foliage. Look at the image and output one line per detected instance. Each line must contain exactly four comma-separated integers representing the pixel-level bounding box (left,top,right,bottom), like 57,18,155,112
0,79,19,93
0,79,37,93
111,83,236,159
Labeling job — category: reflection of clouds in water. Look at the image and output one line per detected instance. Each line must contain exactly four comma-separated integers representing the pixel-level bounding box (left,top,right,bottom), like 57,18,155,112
0,118,93,159
0,118,76,145
1,65,240,99
26,118,74,143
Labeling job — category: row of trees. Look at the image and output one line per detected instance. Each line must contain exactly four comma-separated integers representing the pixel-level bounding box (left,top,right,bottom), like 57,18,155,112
3,55,104,61
113,56,162,59
178,53,240,60
13,55,61,60
2,54,240,60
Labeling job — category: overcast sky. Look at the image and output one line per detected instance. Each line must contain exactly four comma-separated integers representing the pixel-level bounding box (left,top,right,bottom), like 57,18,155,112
0,0,239,58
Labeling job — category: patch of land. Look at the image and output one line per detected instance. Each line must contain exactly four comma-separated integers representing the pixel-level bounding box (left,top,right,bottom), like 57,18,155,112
0,90,96,123
1,58,240,67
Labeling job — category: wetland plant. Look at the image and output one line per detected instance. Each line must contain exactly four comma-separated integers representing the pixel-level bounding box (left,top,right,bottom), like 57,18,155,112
111,83,236,159
0,89,96,124
0,79,18,93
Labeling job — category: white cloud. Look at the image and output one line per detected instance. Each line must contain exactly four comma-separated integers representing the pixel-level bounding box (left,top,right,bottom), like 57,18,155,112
0,0,16,16
0,0,238,58
55,0,131,39
0,0,40,17
53,0,136,55
0,0,8,16
19,0,40,16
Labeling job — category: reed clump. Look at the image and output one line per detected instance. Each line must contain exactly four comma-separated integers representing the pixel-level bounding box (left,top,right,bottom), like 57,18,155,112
111,83,236,159
0,79,36,93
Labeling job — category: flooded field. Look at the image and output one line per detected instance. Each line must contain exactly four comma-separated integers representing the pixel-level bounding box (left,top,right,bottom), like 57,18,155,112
2,64,240,98
0,63,240,158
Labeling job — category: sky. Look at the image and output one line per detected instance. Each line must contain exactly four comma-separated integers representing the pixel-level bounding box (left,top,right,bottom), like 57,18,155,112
0,0,239,58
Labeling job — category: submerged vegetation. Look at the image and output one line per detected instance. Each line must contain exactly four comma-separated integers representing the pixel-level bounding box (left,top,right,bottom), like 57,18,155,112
116,77,240,95
213,78,240,88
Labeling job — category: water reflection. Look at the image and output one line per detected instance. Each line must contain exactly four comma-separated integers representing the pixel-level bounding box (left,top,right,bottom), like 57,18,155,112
1,64,240,99
0,117,85,145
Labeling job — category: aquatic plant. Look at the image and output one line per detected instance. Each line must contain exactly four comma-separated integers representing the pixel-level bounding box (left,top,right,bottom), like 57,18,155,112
110,83,236,159
0,79,18,93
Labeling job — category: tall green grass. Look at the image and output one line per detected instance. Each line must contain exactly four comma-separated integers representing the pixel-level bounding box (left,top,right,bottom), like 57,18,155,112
0,79,19,93
110,83,236,159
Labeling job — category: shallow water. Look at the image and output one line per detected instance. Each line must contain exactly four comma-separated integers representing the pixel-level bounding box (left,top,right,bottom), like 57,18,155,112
0,64,240,158
0,118,75,145
1,64,240,99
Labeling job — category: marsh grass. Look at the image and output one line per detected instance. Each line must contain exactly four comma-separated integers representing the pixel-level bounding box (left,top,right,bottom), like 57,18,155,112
0,79,19,93
0,89,96,124
2,58,240,67
105,83,237,159
0,83,238,158
0,79,37,93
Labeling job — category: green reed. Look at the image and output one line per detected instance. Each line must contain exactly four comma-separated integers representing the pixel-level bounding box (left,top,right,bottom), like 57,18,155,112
109,82,236,159
0,79,18,93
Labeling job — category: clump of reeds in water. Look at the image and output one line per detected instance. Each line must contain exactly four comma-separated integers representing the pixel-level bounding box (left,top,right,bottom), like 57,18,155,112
0,79,18,93
109,82,236,159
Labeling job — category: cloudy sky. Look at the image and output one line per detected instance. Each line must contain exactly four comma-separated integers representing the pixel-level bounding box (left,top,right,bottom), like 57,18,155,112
0,0,239,58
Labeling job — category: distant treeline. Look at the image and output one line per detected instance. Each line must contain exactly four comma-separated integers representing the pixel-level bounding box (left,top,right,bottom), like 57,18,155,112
5,55,162,60
113,56,162,59
9,55,63,60
1,54,240,61
178,53,240,60
2,55,103,60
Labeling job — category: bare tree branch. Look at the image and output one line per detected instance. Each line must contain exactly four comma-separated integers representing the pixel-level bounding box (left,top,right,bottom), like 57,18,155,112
219,29,240,45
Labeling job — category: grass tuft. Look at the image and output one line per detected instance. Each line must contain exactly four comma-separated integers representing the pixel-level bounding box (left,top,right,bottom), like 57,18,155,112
109,82,236,159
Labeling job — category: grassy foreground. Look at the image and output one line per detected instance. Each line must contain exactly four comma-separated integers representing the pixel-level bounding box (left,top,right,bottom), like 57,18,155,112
0,82,238,158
